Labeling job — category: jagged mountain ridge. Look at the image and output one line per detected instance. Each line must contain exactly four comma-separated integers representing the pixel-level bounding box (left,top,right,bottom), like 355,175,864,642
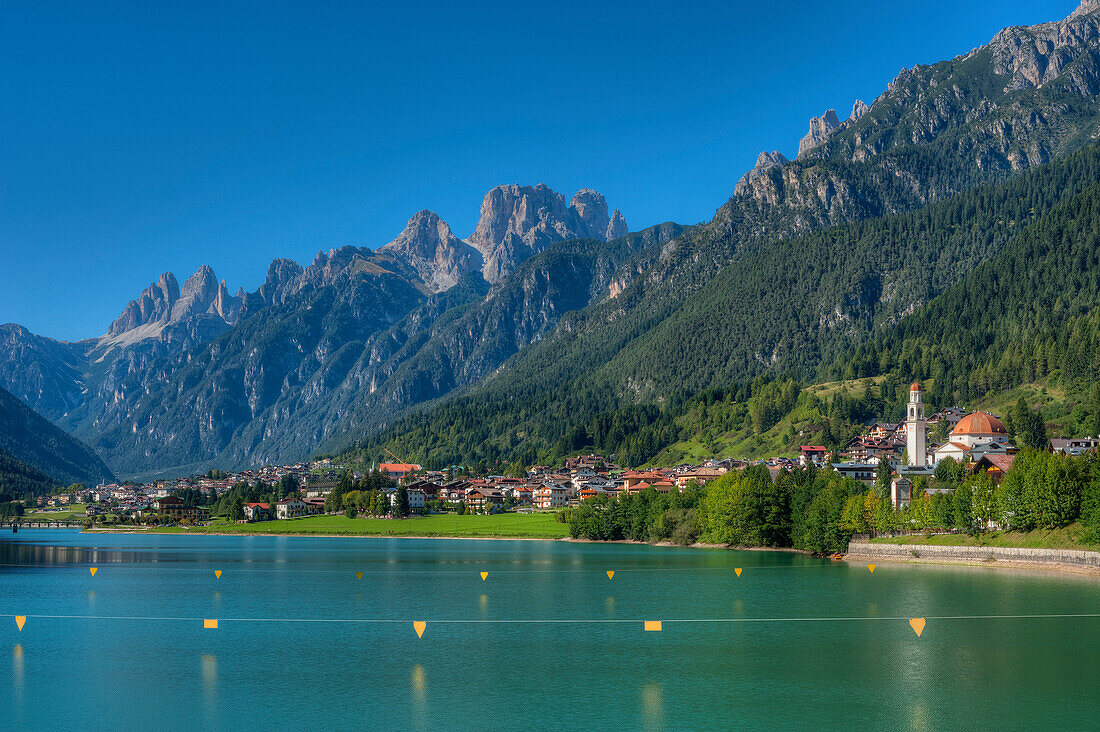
341,1,1100,463
0,183,631,477
5,2,1100,477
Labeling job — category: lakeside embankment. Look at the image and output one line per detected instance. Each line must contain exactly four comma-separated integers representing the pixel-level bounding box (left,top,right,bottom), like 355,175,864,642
846,540,1100,576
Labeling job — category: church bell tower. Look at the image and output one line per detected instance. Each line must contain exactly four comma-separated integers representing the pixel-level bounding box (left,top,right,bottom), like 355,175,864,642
906,382,926,467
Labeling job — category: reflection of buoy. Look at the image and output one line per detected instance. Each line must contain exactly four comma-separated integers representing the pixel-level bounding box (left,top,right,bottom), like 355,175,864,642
413,621,426,638
214,570,222,579
89,567,98,576
480,572,488,581
204,619,219,629
644,621,662,632
909,618,926,637
606,571,615,580
15,616,26,631
355,571,363,580
734,568,742,577
868,564,876,573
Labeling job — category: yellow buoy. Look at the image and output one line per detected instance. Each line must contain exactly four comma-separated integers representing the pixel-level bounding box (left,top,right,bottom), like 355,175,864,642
214,570,222,579
480,572,488,581
89,567,98,576
355,571,363,580
606,570,615,580
868,564,876,573
203,619,219,629
734,568,742,577
909,618,926,637
413,621,426,638
15,616,26,631
644,620,663,632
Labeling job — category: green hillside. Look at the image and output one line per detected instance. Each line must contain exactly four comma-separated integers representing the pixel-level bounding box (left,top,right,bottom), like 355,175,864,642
0,386,114,491
340,143,1100,469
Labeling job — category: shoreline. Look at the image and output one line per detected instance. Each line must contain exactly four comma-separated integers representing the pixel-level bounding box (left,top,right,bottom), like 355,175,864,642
845,540,1100,578
59,529,1100,577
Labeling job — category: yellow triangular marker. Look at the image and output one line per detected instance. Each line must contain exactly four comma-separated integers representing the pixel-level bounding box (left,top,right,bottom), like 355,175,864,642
480,572,488,581
15,616,26,631
606,570,614,580
203,619,219,629
734,568,742,577
214,570,222,579
89,567,97,576
413,621,426,638
355,571,363,580
644,620,662,631
868,564,875,573
909,618,926,637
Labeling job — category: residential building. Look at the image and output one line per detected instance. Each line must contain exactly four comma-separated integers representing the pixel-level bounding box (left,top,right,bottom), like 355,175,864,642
276,499,309,520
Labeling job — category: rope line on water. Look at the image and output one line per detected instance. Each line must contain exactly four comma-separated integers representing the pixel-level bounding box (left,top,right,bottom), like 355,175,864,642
0,562,846,574
3,613,1099,624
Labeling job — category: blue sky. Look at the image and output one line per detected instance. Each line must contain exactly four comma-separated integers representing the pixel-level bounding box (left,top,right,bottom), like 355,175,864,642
0,0,1077,340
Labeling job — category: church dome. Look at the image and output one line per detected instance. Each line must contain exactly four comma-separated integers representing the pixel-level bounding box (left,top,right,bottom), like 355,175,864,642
910,382,921,391
952,411,1007,437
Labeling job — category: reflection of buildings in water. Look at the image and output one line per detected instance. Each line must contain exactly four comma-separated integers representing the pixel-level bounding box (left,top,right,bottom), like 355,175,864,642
13,643,25,689
641,682,663,731
87,590,96,610
202,654,218,717
411,664,428,731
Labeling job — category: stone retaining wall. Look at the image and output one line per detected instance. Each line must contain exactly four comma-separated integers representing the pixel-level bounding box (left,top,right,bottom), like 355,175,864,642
847,541,1100,569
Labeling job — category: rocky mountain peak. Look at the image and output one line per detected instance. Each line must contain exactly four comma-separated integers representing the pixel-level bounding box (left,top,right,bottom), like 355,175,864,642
378,210,483,292
734,151,790,197
849,99,870,122
1071,1,1100,19
467,184,628,282
607,209,628,240
105,266,241,343
797,109,842,158
990,3,1100,92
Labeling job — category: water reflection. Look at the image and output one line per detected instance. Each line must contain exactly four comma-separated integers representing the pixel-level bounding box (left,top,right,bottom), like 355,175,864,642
202,654,218,720
641,682,663,731
212,591,221,610
13,644,24,703
605,596,615,616
479,594,489,617
87,590,96,611
411,664,427,729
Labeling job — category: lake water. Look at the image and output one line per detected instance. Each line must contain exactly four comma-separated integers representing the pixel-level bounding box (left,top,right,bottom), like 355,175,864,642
2,530,1099,730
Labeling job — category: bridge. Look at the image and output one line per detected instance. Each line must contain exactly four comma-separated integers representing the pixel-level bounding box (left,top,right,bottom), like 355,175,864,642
5,520,84,530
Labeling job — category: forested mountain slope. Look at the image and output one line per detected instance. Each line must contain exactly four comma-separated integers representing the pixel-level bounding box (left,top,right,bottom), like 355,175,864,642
7,3,1100,478
343,141,1100,468
0,386,114,489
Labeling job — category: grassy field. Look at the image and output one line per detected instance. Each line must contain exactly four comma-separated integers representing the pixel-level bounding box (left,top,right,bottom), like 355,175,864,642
870,524,1100,551
151,512,571,538
24,504,89,522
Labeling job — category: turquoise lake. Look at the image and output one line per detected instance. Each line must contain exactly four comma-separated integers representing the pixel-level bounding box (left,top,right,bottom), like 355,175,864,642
2,530,1099,730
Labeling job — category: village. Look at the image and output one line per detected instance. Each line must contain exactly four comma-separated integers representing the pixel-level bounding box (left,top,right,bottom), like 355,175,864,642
31,384,1100,526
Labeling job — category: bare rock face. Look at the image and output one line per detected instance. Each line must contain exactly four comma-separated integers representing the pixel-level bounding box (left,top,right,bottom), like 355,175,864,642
107,272,180,336
260,258,305,306
467,184,628,282
378,210,483,292
606,209,628,240
798,109,842,158
990,1,1100,92
106,266,241,343
735,151,790,198
849,99,870,122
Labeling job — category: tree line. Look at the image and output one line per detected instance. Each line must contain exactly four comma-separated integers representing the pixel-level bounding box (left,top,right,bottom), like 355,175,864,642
565,451,1100,554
